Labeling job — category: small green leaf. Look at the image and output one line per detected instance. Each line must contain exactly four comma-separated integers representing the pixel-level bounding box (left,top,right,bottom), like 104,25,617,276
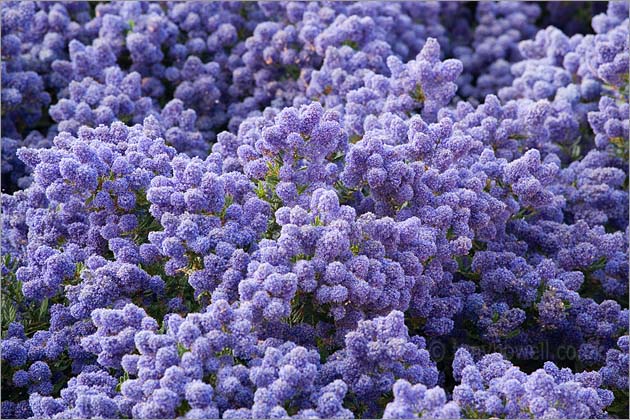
331,151,345,163
116,371,130,392
492,312,500,323
176,399,192,416
39,299,49,319
411,83,425,103
341,40,358,49
285,64,300,80
504,328,521,339
349,135,362,144
177,343,189,357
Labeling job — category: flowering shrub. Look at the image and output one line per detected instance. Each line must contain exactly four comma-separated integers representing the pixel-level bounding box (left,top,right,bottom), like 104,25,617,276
1,1,628,419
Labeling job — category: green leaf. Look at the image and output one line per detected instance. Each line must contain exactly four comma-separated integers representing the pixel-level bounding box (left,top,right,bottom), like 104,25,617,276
176,399,192,416
255,180,266,199
394,201,410,212
115,371,130,393
411,83,425,103
349,135,362,144
290,253,311,263
39,299,49,320
285,64,300,81
607,389,629,418
341,39,358,49
177,343,189,357
504,328,521,339
331,151,345,163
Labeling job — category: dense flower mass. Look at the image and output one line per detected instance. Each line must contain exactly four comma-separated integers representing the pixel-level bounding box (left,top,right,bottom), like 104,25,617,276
1,1,628,419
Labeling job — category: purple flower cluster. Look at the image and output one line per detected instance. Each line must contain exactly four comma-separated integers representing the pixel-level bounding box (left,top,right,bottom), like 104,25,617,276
1,1,628,419
450,348,614,419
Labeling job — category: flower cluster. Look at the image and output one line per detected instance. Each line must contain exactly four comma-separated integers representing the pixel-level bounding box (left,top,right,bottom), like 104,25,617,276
451,348,614,419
